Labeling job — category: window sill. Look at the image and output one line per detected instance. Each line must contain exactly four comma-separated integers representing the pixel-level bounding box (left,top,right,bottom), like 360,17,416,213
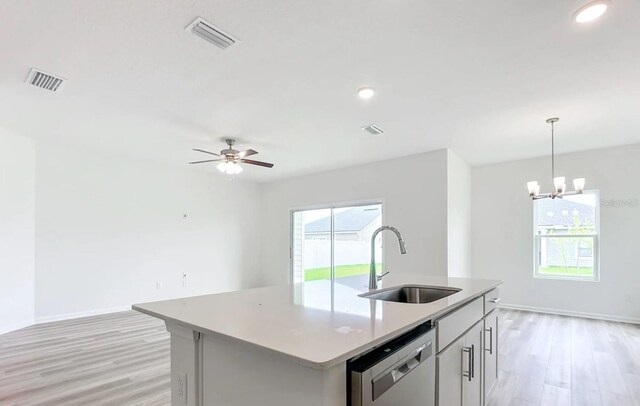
534,274,600,282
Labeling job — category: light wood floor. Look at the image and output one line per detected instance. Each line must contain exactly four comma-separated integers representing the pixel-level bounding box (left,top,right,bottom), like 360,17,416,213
487,309,640,406
0,311,170,406
1,309,639,405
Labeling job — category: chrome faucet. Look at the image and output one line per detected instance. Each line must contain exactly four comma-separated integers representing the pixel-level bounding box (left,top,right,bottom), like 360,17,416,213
369,226,407,289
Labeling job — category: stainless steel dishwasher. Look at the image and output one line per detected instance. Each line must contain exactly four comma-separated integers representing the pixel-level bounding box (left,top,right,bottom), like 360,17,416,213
348,322,435,406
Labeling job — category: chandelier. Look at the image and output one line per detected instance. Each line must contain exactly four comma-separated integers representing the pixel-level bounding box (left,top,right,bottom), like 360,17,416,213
527,118,585,200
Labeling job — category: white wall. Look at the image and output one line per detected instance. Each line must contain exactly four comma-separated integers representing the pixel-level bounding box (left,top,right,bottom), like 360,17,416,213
472,144,640,323
34,142,262,321
260,150,449,286
447,150,471,277
0,128,35,334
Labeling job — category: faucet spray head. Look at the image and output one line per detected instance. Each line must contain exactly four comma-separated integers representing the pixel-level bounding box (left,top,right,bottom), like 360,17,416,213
399,239,407,254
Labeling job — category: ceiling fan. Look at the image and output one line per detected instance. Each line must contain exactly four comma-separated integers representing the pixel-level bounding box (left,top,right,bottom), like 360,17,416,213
189,139,274,175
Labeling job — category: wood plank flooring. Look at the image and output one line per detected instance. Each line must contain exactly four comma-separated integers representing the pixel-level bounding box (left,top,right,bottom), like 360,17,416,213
1,309,638,405
487,309,640,406
0,311,170,406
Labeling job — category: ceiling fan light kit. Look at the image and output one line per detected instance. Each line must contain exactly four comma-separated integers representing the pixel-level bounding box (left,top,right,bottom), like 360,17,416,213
217,161,243,175
527,118,587,200
189,138,274,176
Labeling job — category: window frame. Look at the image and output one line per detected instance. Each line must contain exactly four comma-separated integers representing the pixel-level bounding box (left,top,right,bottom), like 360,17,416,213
289,199,384,284
533,190,600,282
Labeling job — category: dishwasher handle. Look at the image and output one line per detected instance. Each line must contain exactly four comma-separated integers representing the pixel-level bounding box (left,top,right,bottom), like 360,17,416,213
372,341,431,400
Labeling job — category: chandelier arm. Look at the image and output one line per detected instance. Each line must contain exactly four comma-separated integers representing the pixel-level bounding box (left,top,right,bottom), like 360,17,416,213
533,193,552,200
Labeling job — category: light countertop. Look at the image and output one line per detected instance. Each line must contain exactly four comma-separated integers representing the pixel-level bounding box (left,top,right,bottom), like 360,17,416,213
133,274,501,369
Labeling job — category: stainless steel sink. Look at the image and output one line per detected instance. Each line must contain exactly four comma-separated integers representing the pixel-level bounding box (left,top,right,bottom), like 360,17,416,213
359,285,461,304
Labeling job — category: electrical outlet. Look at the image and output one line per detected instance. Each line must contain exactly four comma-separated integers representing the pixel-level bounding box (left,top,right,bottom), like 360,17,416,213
182,273,187,288
176,371,187,404
156,282,162,289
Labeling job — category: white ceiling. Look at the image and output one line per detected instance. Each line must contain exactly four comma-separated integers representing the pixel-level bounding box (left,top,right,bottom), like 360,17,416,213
1,0,639,181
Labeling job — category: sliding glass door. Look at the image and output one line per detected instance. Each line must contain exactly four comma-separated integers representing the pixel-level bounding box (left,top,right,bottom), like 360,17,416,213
291,202,382,287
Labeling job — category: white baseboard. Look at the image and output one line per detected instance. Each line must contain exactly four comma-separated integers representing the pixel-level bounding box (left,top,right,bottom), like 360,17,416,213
499,303,640,325
0,318,36,335
1,306,134,336
35,305,132,324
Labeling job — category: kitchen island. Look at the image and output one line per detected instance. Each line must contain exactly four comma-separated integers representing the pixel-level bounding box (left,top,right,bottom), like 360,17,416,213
133,274,501,405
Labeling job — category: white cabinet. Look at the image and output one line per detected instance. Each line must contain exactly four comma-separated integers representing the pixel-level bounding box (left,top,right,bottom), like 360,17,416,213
436,321,484,406
435,290,500,406
463,321,483,406
483,310,499,400
436,335,465,406
436,297,484,352
483,288,500,314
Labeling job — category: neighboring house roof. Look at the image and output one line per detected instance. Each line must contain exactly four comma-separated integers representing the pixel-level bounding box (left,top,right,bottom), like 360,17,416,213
537,198,595,228
305,207,381,233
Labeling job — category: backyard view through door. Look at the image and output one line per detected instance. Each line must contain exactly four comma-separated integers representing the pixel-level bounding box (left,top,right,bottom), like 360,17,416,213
291,203,382,287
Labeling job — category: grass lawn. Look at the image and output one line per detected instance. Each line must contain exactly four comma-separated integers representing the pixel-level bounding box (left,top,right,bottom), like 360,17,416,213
304,263,380,282
539,266,594,277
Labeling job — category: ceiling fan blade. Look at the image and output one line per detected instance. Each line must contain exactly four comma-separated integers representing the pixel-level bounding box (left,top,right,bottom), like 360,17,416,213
240,159,274,168
189,159,222,164
236,149,258,158
193,148,220,156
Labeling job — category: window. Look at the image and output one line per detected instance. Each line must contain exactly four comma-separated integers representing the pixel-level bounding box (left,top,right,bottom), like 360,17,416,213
291,202,383,287
534,191,599,280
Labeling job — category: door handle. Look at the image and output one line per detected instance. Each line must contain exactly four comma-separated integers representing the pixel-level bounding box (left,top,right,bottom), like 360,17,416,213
470,344,475,379
461,346,473,382
485,327,493,354
489,297,500,304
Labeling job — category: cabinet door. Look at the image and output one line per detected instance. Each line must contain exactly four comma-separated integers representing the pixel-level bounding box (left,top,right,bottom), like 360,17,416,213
484,311,499,399
436,336,465,406
462,322,483,406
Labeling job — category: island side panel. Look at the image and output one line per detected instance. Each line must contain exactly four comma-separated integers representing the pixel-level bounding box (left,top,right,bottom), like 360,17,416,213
166,322,203,406
201,333,347,406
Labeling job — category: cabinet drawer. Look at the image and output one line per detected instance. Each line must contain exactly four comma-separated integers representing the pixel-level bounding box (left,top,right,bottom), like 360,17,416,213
435,297,483,353
484,288,500,314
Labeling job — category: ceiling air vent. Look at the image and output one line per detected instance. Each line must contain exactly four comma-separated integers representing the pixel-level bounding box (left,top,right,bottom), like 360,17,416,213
362,124,384,135
187,17,237,50
26,69,66,92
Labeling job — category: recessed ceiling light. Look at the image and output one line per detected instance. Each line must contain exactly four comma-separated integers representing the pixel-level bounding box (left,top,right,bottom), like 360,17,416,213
574,1,609,23
357,87,375,99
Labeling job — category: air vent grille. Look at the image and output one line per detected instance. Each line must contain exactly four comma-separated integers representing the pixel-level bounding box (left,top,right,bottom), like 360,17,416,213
26,69,65,92
187,17,237,49
362,124,384,135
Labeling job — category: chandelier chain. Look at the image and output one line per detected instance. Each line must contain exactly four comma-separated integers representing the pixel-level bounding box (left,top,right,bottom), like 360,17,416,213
551,120,555,180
